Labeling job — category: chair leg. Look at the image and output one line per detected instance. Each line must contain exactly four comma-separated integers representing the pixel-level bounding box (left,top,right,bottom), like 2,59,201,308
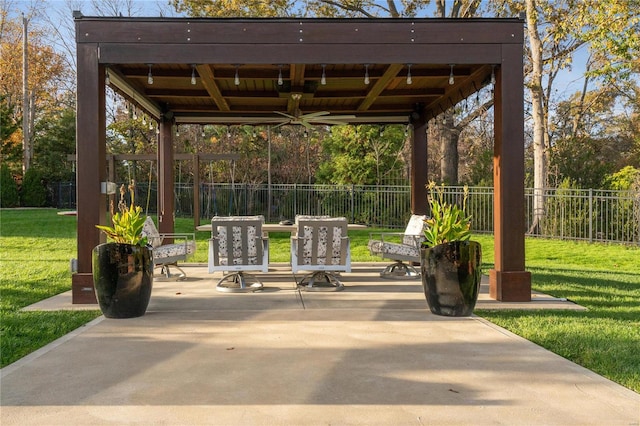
216,272,264,293
380,261,420,280
297,271,345,292
154,263,188,281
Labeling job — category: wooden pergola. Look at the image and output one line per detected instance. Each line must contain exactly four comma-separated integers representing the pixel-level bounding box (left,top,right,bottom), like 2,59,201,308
73,14,531,304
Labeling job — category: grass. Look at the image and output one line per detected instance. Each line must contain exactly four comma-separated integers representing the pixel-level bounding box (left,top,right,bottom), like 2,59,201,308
1,209,639,393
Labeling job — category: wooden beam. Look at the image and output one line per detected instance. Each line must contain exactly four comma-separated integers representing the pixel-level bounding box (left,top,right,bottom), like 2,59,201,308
196,64,230,112
489,43,531,302
72,43,104,304
357,64,404,111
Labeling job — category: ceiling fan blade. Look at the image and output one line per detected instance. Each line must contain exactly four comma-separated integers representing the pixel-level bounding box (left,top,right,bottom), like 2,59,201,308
274,111,297,120
300,121,314,130
311,119,352,126
319,114,356,120
300,111,330,119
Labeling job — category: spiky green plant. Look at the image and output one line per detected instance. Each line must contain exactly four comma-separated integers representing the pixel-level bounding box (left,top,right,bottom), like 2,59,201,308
95,181,148,246
422,181,472,247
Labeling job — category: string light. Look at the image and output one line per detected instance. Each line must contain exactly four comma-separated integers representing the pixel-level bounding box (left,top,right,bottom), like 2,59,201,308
147,64,153,85
364,64,370,85
406,64,412,85
234,65,240,86
278,65,284,86
175,125,180,137
191,64,197,85
449,64,455,85
321,64,326,85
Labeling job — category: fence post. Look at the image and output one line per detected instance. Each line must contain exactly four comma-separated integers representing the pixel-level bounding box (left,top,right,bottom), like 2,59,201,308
589,188,593,243
350,184,355,223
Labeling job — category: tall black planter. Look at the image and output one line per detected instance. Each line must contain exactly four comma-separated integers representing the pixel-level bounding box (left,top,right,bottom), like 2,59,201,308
92,243,153,318
420,241,482,317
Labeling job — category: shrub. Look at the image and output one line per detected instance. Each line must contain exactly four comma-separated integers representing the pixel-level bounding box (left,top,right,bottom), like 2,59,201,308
0,164,19,207
20,168,47,207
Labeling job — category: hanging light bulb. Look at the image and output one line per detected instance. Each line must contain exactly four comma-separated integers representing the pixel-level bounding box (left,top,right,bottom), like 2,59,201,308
105,68,110,85
321,64,326,85
147,64,154,85
149,121,154,130
155,124,160,135
234,65,240,86
201,126,206,137
491,65,496,86
364,64,370,85
191,64,197,85
142,115,146,125
227,125,231,138
277,65,284,86
132,106,137,120
380,126,384,137
404,124,410,137
124,101,129,114
252,128,257,138
406,64,412,85
303,129,309,138
449,64,455,85
175,125,180,137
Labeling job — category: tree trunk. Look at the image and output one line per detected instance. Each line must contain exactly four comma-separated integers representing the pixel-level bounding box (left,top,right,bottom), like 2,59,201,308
440,110,459,184
526,0,546,234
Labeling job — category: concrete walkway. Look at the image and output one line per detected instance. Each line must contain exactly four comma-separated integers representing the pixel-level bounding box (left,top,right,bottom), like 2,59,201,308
2,264,638,425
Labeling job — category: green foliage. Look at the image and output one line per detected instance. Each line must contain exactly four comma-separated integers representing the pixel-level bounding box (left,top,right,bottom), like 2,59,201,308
0,163,19,207
32,103,76,182
0,95,21,171
95,181,148,246
422,182,472,247
20,168,48,207
317,125,406,185
604,166,640,190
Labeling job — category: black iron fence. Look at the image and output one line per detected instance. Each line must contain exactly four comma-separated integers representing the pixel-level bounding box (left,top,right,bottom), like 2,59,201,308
48,182,639,244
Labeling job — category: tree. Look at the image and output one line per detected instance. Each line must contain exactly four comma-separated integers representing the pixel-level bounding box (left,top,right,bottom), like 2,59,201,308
0,94,21,172
32,96,76,182
317,124,407,185
0,163,19,207
0,7,70,176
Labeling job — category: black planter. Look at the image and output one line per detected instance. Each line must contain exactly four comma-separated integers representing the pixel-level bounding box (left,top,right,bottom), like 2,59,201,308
92,243,153,318
420,241,482,317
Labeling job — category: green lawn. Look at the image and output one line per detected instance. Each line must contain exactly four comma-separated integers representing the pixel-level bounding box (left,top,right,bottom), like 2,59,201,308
1,209,638,393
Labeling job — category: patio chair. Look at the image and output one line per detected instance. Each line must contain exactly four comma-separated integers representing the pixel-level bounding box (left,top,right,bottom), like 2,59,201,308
142,216,196,281
208,215,269,293
367,214,427,279
291,216,350,291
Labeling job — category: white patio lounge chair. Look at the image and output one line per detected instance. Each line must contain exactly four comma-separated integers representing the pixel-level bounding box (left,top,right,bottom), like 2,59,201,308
291,216,351,291
142,216,196,281
367,214,427,279
208,215,269,293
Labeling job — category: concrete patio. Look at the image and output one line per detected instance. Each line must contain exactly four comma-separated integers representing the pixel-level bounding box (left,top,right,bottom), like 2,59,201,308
3,264,639,425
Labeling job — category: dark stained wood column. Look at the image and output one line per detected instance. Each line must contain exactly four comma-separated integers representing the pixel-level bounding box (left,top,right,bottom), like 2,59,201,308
72,43,105,304
411,108,428,215
490,44,532,301
158,118,175,235
193,154,200,227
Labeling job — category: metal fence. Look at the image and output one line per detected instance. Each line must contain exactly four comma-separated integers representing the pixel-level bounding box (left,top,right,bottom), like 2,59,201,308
48,182,640,245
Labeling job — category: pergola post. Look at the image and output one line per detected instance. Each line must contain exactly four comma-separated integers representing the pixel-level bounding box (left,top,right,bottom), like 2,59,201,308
490,46,532,301
158,118,175,236
411,108,428,215
71,43,104,304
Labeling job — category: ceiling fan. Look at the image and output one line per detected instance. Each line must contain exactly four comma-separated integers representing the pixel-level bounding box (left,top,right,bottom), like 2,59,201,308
271,110,356,129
